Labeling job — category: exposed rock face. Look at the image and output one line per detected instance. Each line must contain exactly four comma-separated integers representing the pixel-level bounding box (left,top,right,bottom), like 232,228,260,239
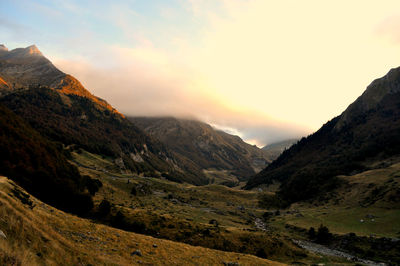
335,67,400,130
0,45,63,94
130,117,270,180
130,153,144,163
0,229,6,239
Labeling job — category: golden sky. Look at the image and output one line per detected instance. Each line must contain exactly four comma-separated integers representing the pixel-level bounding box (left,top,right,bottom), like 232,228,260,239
3,0,400,146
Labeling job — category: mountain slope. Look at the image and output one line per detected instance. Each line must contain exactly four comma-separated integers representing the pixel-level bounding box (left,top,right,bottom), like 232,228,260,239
0,45,121,115
262,139,298,161
0,176,282,265
0,103,95,214
245,67,400,203
130,117,270,181
0,45,207,185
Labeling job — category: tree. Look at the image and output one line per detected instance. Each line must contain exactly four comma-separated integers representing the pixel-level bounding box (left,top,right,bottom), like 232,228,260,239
308,227,316,239
316,224,332,244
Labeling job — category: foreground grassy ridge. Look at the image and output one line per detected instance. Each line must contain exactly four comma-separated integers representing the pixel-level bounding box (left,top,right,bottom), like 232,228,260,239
268,162,400,238
0,176,283,265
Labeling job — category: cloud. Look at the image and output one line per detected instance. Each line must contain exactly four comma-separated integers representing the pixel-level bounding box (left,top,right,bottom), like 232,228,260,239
11,0,400,146
375,14,400,44
54,42,307,147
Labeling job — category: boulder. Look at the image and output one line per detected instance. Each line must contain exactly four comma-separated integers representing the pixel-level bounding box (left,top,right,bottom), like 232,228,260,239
0,229,6,239
131,250,142,257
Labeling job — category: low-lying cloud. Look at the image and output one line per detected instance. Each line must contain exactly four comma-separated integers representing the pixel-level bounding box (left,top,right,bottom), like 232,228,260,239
55,46,308,147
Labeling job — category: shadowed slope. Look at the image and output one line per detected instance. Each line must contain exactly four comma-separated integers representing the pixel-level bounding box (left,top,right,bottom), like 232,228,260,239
0,103,94,214
246,67,400,204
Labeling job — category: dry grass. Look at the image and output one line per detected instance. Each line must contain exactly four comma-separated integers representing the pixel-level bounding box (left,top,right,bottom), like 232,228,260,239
0,176,283,265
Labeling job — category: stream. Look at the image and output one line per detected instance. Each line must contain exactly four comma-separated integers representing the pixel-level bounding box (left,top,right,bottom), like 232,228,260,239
292,239,386,266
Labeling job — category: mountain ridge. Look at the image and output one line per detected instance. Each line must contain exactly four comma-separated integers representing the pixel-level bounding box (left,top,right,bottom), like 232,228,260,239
245,66,400,204
0,44,208,185
262,138,298,161
0,44,122,116
130,116,270,181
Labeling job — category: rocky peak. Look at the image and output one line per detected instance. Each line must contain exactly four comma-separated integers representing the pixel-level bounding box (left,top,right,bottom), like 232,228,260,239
0,44,8,57
0,44,8,51
25,45,42,55
335,66,400,130
0,44,123,117
7,44,43,58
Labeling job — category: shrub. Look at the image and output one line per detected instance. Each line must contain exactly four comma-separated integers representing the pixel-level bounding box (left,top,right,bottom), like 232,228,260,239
83,176,103,195
316,224,332,244
308,227,316,239
256,248,268,258
258,193,287,209
97,199,111,217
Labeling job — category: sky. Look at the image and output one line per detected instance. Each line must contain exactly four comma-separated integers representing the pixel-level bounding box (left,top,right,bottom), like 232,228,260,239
1,0,400,146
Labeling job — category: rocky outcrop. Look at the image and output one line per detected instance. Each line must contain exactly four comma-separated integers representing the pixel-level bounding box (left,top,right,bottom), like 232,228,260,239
335,66,400,130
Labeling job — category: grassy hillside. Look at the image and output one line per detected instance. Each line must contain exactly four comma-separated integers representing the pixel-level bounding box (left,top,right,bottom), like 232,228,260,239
0,176,282,265
261,162,400,264
268,162,400,238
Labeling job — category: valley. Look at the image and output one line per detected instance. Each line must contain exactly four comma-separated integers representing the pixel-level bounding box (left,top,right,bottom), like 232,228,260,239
1,144,398,265
0,43,399,265
70,148,399,264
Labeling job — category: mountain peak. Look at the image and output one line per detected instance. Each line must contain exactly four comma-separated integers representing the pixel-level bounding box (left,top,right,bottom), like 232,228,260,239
0,44,8,51
335,66,400,130
1,44,44,59
25,44,42,55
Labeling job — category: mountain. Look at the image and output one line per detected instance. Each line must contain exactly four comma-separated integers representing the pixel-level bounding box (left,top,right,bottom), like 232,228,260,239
0,102,96,214
245,67,400,204
0,45,207,185
262,139,298,161
130,117,270,181
0,44,121,115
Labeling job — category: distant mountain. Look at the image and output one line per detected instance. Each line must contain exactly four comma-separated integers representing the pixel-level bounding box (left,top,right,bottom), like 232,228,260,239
130,117,270,181
262,139,298,161
0,44,207,185
245,67,400,203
